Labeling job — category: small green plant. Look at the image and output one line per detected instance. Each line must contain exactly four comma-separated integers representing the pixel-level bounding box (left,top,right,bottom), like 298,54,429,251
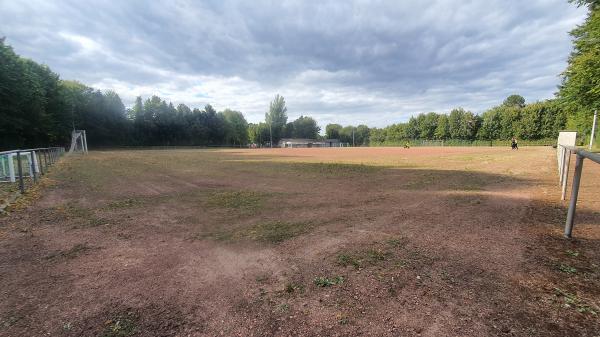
557,264,577,274
314,276,344,287
275,303,290,313
337,254,361,269
102,314,137,337
554,288,598,315
566,250,580,257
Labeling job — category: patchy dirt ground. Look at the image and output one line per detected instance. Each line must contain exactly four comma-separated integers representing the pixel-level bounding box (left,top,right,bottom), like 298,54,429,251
0,146,599,337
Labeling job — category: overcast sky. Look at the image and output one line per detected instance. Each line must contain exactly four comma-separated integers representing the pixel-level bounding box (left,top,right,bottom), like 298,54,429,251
0,0,587,127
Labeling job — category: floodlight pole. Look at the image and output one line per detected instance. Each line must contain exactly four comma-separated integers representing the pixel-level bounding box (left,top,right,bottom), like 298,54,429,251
590,110,597,150
352,128,355,147
269,122,273,148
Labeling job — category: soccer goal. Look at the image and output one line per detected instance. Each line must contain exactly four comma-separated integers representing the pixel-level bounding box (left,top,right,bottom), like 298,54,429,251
68,130,88,155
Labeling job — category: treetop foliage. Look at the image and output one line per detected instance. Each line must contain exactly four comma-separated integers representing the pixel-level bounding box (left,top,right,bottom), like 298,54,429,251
558,1,600,146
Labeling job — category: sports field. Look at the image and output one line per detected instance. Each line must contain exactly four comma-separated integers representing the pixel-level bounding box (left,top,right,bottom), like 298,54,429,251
1,147,599,336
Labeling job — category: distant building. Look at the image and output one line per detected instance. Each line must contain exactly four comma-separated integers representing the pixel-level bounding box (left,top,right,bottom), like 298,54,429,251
278,138,341,148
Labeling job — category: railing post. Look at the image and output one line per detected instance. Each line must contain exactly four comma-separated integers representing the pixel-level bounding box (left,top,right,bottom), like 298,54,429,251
30,150,37,183
564,154,584,238
43,150,48,172
38,151,45,175
16,151,25,193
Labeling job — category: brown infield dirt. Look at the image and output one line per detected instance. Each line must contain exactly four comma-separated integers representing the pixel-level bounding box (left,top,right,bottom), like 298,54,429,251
0,146,599,337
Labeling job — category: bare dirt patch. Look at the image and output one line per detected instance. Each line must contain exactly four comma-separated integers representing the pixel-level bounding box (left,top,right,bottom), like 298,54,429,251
0,147,599,336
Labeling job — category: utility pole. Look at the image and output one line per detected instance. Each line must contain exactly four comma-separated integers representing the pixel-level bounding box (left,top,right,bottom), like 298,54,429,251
352,128,355,147
590,109,597,150
269,122,273,148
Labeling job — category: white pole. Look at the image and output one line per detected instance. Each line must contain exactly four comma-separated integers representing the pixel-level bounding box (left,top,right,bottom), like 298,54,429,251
8,153,15,182
83,130,89,153
590,110,597,150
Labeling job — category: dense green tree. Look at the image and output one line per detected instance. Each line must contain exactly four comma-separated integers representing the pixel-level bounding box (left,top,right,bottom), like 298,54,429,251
503,94,526,108
434,114,450,140
559,0,600,145
478,107,503,140
417,112,439,139
325,124,343,139
287,115,320,139
406,117,419,139
355,125,370,145
222,109,248,146
265,94,288,144
248,122,270,145
448,108,466,139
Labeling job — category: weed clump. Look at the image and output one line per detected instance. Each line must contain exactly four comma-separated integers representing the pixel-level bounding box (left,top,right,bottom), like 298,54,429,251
337,254,361,269
314,276,344,287
102,313,137,337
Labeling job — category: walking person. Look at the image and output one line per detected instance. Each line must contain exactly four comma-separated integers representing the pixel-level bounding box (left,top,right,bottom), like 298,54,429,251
511,137,519,150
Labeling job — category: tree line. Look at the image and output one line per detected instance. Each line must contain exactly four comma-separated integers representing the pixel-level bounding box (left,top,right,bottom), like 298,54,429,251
368,96,567,145
1,0,598,150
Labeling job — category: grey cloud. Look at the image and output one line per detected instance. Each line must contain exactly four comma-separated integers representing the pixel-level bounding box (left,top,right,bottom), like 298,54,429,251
0,0,587,127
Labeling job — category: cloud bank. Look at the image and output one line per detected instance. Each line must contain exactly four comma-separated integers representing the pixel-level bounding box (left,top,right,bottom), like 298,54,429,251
0,0,587,126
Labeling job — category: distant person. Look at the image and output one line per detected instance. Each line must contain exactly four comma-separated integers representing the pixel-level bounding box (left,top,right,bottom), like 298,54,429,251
511,137,518,150
404,142,410,149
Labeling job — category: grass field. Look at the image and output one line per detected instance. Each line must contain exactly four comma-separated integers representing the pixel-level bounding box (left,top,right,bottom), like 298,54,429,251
1,147,599,336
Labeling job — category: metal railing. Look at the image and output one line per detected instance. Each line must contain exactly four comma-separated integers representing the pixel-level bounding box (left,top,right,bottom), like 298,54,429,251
0,147,65,194
558,145,600,238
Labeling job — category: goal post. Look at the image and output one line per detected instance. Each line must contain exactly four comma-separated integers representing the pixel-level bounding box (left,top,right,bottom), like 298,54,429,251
68,130,88,155
557,131,577,200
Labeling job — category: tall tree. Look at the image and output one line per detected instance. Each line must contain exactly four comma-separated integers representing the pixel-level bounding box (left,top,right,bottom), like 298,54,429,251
434,114,450,140
222,109,249,146
325,124,343,139
289,115,320,139
559,0,600,145
265,94,288,144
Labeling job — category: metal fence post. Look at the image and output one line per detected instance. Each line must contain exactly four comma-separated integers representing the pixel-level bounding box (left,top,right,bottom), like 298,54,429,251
564,154,584,238
43,150,48,172
16,151,25,193
30,150,37,183
38,151,45,175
